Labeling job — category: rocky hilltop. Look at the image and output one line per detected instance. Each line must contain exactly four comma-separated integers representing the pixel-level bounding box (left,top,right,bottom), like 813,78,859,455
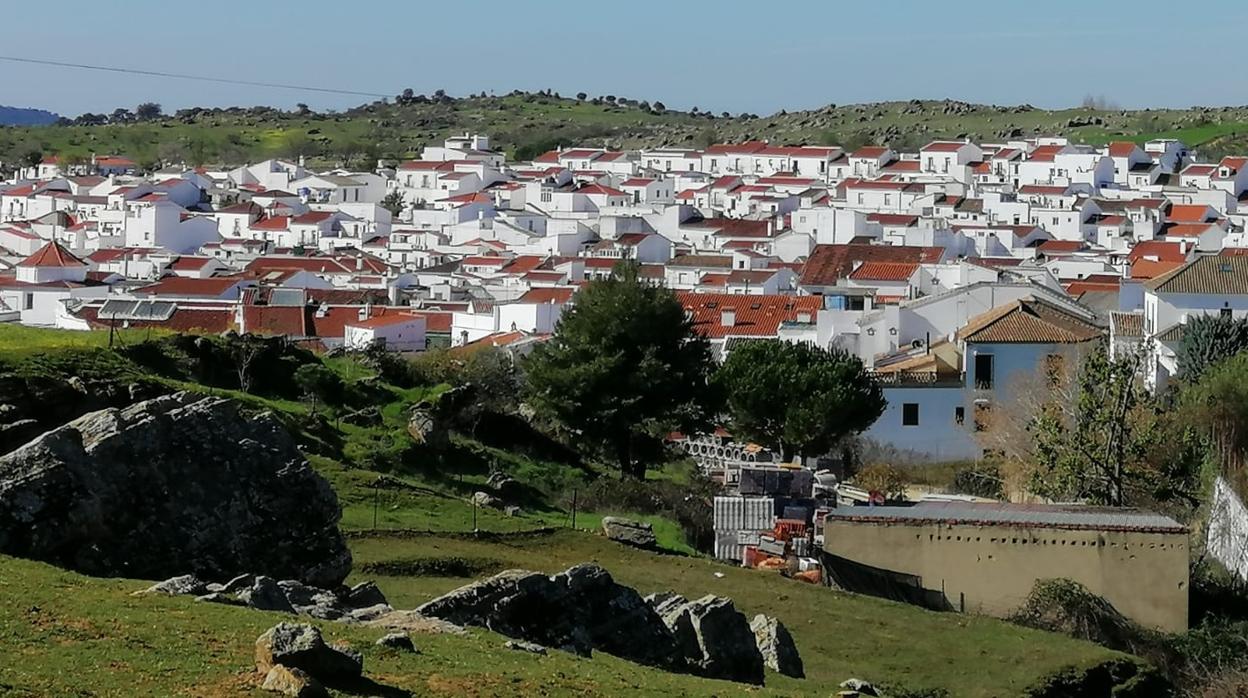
0,392,351,586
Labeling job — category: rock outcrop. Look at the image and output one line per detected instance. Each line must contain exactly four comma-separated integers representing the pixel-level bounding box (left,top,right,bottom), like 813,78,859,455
654,594,765,685
417,563,785,685
255,623,362,682
751,614,804,678
0,393,351,587
141,572,392,623
601,516,657,548
418,564,682,669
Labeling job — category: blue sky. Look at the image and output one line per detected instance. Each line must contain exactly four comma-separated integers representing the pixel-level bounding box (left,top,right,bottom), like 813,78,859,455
4,0,1247,116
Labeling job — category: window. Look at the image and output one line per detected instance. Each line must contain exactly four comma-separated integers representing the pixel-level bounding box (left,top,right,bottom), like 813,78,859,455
954,406,965,425
23,293,33,311
974,353,994,390
902,403,919,426
857,193,864,205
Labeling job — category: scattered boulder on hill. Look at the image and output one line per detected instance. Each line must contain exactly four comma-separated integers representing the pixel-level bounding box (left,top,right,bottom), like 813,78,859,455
261,664,327,698
0,392,351,587
418,564,682,668
751,614,804,678
139,572,392,622
418,563,788,685
655,595,765,685
255,623,362,682
601,517,657,549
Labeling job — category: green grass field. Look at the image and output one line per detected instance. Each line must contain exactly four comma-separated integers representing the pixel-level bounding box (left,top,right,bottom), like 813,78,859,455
0,324,1148,695
9,94,1248,170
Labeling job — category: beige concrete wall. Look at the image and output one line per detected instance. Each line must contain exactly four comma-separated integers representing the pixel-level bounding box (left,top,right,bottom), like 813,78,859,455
824,520,1189,632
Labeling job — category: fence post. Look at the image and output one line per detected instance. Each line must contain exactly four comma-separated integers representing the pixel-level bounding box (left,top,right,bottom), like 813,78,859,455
571,489,578,530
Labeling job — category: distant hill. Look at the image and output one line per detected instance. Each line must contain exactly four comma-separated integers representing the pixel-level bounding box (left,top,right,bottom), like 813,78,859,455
2,92,1247,167
0,105,58,126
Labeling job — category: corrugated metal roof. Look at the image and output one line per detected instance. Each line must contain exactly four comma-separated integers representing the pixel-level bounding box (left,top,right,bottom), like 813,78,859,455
826,501,1185,533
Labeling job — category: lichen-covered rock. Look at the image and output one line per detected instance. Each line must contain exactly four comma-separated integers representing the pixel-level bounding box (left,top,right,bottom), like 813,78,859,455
238,576,296,614
601,517,657,548
0,393,351,587
375,632,416,652
658,595,765,685
255,623,362,681
750,614,804,678
260,665,328,698
135,574,206,596
417,564,682,669
505,639,547,655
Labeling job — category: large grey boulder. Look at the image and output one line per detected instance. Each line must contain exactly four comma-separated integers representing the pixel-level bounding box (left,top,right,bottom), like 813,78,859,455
658,595,765,685
0,393,351,587
750,614,804,678
601,516,657,548
255,623,362,681
417,564,683,671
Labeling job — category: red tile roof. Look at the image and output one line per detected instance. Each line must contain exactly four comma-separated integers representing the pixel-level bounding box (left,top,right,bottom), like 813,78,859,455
18,241,86,268
517,287,576,304
921,141,969,152
678,292,820,339
134,276,247,298
799,244,942,287
847,261,920,282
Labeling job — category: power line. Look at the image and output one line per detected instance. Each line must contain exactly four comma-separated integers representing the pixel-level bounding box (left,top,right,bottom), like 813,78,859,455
0,55,391,100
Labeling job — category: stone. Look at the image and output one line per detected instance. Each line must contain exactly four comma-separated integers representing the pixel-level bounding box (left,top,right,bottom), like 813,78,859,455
0,393,351,587
220,574,256,594
239,576,296,614
504,505,522,517
255,622,362,681
601,517,657,549
260,665,328,698
366,610,466,635
658,595,765,685
343,603,393,623
341,581,387,609
375,632,417,652
418,564,682,669
840,678,880,696
750,614,804,678
505,639,547,655
470,491,499,508
135,574,206,596
195,592,247,607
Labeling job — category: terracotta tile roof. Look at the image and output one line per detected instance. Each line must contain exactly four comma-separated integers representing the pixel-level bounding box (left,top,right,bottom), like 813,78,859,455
1110,311,1143,339
677,292,820,339
799,244,942,287
1167,204,1214,223
346,312,423,329
517,287,575,304
921,141,969,152
18,241,86,268
669,254,733,269
1107,142,1139,157
1145,255,1248,294
1130,259,1184,280
75,305,235,333
866,213,919,226
957,298,1103,344
847,261,919,282
134,276,247,298
1128,241,1187,264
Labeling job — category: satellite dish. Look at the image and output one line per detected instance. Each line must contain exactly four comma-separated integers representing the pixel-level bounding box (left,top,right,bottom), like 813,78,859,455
911,338,925,349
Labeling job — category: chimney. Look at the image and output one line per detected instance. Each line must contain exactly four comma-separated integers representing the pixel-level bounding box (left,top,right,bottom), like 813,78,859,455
721,308,736,327
356,254,363,271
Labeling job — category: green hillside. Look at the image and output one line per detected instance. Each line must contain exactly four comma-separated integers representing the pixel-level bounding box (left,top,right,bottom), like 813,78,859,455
0,325,1145,696
5,94,1248,171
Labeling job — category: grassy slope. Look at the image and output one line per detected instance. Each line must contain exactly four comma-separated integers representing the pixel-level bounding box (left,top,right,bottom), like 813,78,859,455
7,95,1248,168
0,326,1133,695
